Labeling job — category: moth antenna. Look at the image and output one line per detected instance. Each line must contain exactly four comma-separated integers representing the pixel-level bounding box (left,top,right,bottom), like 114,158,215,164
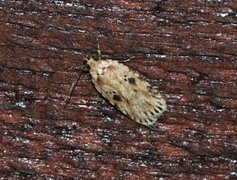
97,38,101,60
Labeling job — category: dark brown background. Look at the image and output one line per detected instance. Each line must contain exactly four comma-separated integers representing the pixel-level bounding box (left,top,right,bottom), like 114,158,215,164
0,0,237,179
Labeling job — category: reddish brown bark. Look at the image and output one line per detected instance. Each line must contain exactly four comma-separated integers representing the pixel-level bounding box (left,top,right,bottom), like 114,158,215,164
0,0,236,179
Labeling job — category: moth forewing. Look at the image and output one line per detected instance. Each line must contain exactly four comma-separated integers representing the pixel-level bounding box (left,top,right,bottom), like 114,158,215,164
87,58,166,127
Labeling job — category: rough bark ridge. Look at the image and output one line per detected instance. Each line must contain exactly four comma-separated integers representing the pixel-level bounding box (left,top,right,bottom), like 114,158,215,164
0,0,236,179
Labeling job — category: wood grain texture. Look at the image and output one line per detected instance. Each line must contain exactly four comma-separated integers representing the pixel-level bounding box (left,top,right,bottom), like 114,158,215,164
0,0,236,179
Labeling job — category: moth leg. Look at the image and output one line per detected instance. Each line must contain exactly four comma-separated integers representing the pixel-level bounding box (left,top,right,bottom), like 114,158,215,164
97,38,101,60
64,66,87,107
123,55,135,63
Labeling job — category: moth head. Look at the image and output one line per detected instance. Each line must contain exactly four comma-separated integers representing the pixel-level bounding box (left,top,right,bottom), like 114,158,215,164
84,57,96,67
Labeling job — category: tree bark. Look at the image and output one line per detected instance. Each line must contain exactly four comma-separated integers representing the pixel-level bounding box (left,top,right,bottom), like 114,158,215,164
0,0,236,179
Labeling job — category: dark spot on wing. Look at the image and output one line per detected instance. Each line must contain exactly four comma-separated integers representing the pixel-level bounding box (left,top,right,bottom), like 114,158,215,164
143,119,149,124
124,75,127,81
96,77,103,85
146,119,152,124
136,118,142,123
113,94,122,101
150,111,155,116
157,106,163,111
128,77,136,85
149,118,154,123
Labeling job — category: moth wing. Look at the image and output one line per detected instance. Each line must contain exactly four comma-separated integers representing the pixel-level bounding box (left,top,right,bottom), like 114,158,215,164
111,63,167,126
90,60,166,127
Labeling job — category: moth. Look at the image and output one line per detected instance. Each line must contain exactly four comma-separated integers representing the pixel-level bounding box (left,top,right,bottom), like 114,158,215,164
85,56,167,127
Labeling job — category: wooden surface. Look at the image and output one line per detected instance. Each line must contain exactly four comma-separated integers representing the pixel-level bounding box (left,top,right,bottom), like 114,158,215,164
0,0,237,179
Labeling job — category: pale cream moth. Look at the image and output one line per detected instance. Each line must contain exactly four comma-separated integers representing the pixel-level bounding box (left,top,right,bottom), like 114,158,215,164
85,54,167,127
